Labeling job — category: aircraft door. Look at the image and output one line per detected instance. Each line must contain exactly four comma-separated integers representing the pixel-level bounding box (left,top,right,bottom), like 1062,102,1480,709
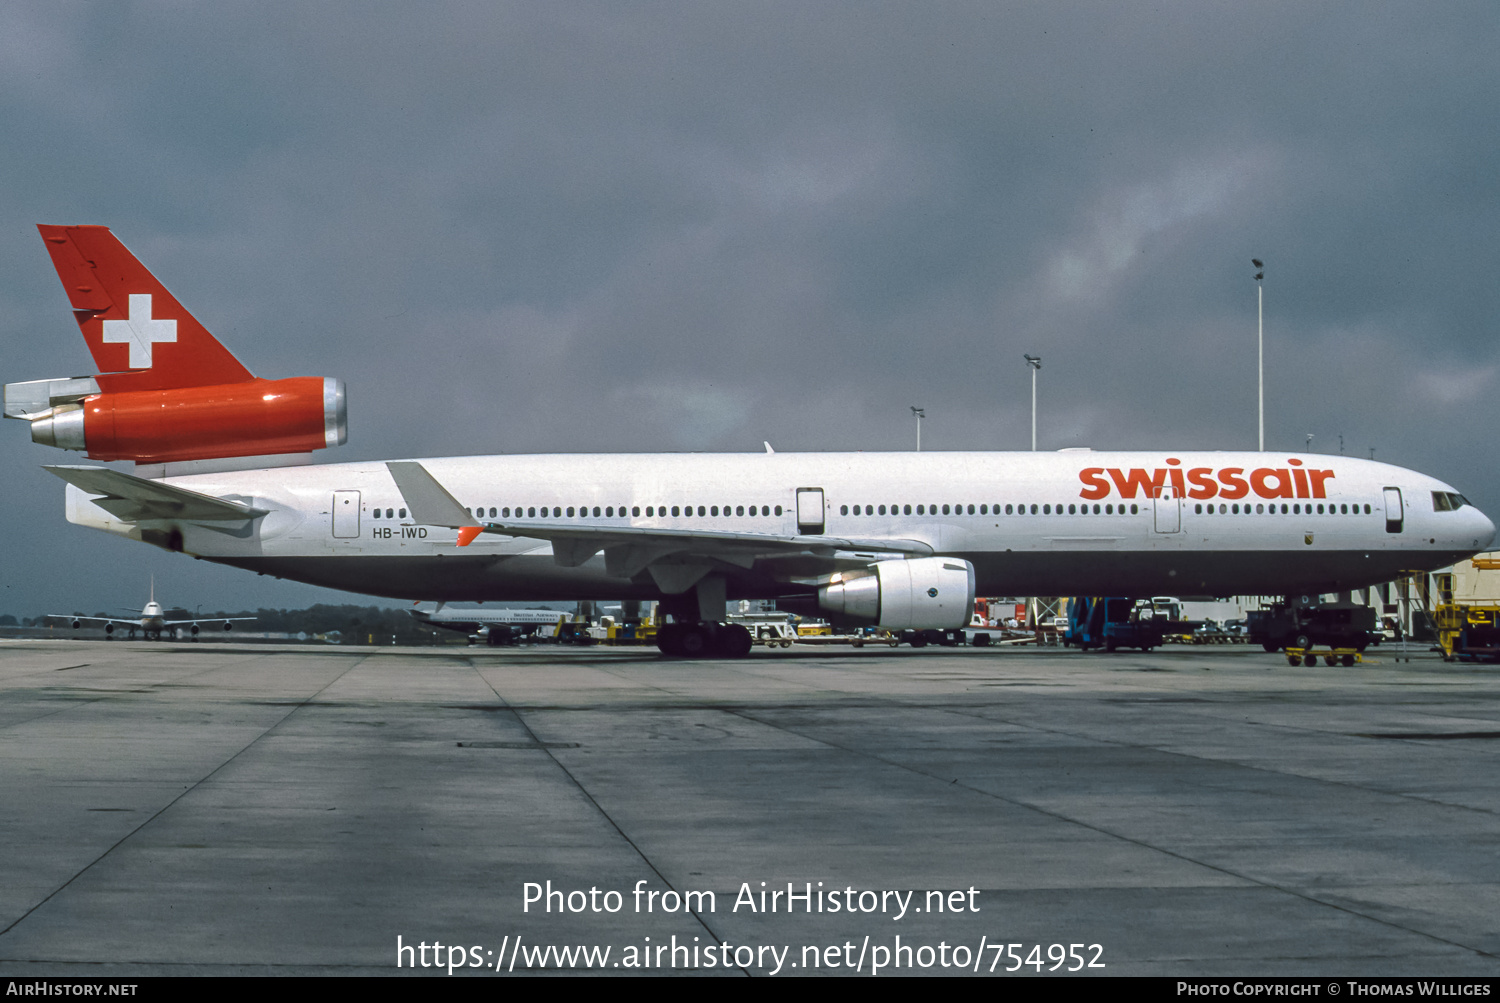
332,490,361,538
1383,487,1403,534
796,488,825,535
1153,485,1181,533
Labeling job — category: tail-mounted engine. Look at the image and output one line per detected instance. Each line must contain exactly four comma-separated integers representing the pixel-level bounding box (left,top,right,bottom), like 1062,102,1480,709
11,224,348,466
5,375,346,464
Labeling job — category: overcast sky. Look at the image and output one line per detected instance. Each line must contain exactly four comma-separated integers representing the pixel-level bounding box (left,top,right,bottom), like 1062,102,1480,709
1,1,1496,617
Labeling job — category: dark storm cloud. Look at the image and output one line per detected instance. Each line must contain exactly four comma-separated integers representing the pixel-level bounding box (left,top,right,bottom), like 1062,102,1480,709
1,1,1496,614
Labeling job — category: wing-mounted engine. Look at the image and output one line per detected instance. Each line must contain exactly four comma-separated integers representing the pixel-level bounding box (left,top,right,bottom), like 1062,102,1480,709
818,557,976,630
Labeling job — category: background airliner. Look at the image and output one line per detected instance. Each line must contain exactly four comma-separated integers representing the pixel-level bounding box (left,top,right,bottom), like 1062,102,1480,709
407,601,568,645
46,579,254,641
6,226,1493,656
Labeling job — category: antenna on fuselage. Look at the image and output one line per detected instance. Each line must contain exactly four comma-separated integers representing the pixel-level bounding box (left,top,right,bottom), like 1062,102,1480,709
1023,355,1041,451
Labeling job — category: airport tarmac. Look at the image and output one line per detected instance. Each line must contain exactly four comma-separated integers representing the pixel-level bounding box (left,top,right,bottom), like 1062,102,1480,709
0,638,1497,977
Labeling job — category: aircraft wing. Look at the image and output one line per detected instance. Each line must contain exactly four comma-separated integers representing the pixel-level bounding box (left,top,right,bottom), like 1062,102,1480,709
161,617,258,626
387,460,933,584
45,614,138,627
44,466,267,522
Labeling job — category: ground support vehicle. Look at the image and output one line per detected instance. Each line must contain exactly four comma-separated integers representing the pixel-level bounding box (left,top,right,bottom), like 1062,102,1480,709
850,630,902,648
552,620,596,646
1247,601,1377,653
1284,646,1363,667
1064,597,1167,652
1188,620,1236,644
1433,604,1500,662
901,628,968,648
726,613,800,648
749,622,798,648
595,619,656,645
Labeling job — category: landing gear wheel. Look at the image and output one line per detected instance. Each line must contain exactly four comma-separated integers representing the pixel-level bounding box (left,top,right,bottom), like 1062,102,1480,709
1262,642,1279,653
678,625,710,657
715,624,753,659
656,623,685,657
908,632,927,648
1293,633,1312,651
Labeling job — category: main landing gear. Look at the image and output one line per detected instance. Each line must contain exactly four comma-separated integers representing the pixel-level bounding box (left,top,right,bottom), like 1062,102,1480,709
653,581,754,659
656,621,753,659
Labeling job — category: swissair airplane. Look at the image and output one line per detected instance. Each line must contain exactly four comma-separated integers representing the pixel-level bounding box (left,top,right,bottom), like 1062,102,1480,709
46,577,255,641
5,225,1494,657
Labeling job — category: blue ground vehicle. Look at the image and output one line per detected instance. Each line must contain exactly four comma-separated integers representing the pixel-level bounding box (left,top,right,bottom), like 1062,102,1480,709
1064,597,1169,652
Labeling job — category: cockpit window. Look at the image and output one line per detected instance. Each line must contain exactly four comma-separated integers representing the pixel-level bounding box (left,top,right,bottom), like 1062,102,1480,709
1432,491,1469,511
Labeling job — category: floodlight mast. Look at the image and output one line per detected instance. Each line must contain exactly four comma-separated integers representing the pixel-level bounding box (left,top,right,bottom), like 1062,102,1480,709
1253,259,1264,451
1024,354,1042,451
910,406,924,451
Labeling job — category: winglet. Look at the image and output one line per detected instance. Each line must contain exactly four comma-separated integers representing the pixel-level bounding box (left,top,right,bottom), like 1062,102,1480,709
764,441,774,454
385,461,483,546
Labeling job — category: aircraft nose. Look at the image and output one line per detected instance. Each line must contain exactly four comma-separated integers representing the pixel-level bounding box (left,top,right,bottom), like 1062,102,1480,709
1473,506,1497,551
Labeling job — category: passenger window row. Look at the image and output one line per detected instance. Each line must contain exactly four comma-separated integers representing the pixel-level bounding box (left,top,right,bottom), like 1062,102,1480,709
1194,502,1373,515
462,504,785,519
840,502,1142,516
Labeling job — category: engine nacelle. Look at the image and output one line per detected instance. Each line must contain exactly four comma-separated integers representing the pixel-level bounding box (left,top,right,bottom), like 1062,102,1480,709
24,376,346,463
818,557,976,630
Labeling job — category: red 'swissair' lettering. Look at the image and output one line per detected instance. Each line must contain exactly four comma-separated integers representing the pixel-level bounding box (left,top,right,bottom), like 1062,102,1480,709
1079,461,1335,502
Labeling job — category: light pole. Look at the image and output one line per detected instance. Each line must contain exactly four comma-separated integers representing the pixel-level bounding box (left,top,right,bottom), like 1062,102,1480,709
1024,354,1041,451
1253,259,1264,451
911,406,924,451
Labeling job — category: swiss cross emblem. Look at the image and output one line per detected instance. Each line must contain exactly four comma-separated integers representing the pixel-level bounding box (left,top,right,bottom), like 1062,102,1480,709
101,293,177,368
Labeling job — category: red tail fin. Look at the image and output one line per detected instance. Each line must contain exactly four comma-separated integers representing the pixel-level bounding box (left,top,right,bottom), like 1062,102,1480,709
37,225,254,391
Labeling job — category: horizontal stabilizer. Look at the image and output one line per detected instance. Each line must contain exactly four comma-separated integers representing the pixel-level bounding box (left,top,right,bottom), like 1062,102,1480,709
44,465,265,522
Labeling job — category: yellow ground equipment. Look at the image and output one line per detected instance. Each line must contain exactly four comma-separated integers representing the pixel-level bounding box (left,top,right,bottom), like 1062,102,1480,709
1433,555,1500,662
1284,647,1362,667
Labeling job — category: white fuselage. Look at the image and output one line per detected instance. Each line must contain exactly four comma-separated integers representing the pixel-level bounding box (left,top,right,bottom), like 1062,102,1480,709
138,600,166,632
65,450,1495,602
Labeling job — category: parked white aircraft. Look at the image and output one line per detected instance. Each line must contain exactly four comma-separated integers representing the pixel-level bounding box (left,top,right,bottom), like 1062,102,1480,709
47,579,255,641
407,602,567,644
7,226,1495,656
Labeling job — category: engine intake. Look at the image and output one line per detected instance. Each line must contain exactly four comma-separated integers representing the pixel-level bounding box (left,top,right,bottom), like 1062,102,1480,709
818,557,975,630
